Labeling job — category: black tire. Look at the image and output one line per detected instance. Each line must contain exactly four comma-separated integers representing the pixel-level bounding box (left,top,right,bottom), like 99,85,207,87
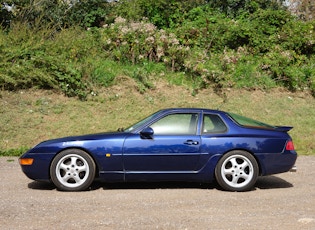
215,150,259,192
50,149,96,191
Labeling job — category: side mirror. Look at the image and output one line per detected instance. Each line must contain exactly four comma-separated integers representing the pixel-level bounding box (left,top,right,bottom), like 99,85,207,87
140,127,154,139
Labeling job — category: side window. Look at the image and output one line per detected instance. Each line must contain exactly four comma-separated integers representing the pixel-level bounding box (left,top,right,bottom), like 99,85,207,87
150,113,198,135
202,114,227,133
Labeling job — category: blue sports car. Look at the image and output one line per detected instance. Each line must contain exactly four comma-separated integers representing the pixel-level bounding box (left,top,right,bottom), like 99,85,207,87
19,108,297,192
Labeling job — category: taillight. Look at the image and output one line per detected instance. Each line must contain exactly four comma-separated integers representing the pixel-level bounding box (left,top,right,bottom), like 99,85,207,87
286,140,295,151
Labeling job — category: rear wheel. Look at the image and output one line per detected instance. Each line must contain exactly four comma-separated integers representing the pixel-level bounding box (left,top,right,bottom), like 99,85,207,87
50,149,96,191
215,150,258,192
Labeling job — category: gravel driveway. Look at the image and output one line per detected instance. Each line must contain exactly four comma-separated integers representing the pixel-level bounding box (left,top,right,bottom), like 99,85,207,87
0,156,314,230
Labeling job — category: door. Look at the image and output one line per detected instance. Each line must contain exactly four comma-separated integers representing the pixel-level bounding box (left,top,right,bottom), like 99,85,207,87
123,113,201,174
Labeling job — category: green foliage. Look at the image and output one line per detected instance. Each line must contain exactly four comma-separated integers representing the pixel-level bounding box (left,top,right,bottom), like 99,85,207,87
1,0,67,29
0,23,57,90
91,60,117,87
261,49,308,90
114,0,207,28
101,18,190,71
0,0,113,29
208,0,285,17
0,24,101,99
232,56,275,89
278,20,315,55
0,1,315,97
241,9,292,52
65,0,113,28
310,75,315,96
131,62,166,93
0,146,29,157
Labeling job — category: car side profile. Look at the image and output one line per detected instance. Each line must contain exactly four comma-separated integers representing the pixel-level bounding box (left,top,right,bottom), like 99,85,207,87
19,108,297,192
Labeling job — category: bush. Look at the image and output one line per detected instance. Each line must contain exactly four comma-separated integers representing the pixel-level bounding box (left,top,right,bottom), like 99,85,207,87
1,0,113,29
0,24,101,99
208,0,284,17
1,3,315,98
101,17,190,71
0,23,57,90
279,20,315,55
113,0,207,29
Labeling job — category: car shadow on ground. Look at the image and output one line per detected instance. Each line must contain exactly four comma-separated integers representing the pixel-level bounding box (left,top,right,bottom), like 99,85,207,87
96,181,217,190
95,175,293,191
27,175,293,191
255,175,293,190
28,181,56,190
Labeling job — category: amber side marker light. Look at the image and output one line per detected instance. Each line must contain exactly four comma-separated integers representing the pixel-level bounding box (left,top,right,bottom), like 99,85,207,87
19,158,34,166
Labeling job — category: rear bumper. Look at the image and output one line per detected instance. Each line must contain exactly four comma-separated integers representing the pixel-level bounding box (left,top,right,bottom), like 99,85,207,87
256,150,297,175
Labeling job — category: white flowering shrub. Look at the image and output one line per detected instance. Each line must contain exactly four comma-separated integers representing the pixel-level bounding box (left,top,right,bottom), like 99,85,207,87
101,17,190,71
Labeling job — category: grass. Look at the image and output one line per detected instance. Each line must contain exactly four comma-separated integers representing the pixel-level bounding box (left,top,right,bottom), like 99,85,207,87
0,77,314,156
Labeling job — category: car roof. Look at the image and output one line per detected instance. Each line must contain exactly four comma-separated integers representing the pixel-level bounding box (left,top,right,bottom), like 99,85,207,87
159,108,226,115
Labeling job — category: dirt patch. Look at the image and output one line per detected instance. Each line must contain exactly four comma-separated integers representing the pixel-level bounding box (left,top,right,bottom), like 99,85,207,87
0,156,314,229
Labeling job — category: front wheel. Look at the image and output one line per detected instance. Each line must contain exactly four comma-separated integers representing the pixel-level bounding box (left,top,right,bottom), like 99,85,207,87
50,149,96,191
215,151,258,192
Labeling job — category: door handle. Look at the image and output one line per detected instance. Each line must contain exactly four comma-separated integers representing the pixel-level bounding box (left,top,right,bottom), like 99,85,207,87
184,140,199,145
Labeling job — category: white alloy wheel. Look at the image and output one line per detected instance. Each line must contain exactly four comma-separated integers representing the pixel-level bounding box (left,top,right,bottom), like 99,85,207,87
215,151,258,192
50,149,95,191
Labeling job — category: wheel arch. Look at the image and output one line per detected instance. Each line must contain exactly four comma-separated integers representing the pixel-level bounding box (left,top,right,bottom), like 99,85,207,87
217,148,263,176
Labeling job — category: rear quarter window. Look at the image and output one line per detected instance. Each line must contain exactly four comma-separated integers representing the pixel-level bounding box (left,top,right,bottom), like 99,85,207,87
202,114,227,133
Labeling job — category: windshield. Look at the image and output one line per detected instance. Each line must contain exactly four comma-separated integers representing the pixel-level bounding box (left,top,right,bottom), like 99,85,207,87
124,112,160,132
227,112,275,129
